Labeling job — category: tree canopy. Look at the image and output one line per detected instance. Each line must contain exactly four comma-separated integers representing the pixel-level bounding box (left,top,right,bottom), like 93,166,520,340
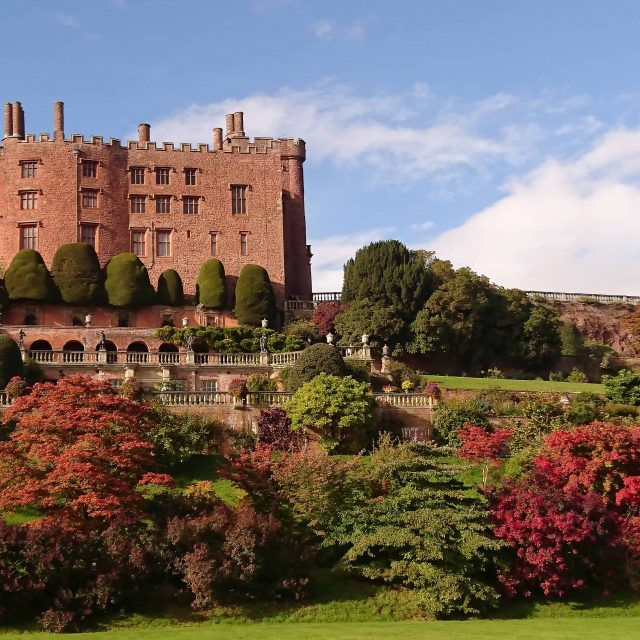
285,342,346,392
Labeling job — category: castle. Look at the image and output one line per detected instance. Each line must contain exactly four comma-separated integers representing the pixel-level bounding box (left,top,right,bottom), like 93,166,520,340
0,101,312,307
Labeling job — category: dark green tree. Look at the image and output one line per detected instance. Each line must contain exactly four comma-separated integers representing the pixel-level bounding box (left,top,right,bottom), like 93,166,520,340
285,343,346,392
157,269,184,306
342,240,434,319
50,243,103,304
4,249,56,302
196,259,226,309
558,319,586,356
234,264,275,326
518,306,562,371
104,253,156,307
0,334,23,389
333,298,405,350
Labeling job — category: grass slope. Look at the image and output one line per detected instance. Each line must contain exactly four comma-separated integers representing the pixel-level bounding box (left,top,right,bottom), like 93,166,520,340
1,619,638,640
421,375,605,394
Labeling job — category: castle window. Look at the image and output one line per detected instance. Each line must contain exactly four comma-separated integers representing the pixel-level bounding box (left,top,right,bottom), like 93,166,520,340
21,161,38,178
130,167,145,185
183,196,199,214
82,161,98,178
240,232,248,256
118,313,129,328
130,195,146,213
184,168,197,186
231,185,247,214
82,189,98,208
210,232,218,256
19,224,37,250
156,167,170,185
201,380,218,392
20,191,37,210
80,223,97,247
131,230,146,256
157,230,171,257
156,195,171,214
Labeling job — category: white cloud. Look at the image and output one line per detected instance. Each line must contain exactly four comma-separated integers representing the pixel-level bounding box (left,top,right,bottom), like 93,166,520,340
312,18,369,41
147,84,538,184
313,20,334,39
429,128,640,294
410,221,435,232
310,227,395,291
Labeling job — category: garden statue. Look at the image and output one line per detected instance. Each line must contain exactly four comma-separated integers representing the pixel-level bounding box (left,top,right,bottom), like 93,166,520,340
17,329,25,349
186,333,195,352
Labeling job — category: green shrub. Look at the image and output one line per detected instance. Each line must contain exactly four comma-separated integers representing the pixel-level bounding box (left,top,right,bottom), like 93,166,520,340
0,334,23,389
566,367,588,383
549,371,566,382
4,249,56,302
22,358,44,386
157,269,184,306
432,399,492,446
604,403,640,418
104,253,156,307
196,259,226,309
603,369,640,405
284,319,318,342
246,374,277,393
344,359,370,383
50,243,103,304
286,343,346,392
235,264,275,326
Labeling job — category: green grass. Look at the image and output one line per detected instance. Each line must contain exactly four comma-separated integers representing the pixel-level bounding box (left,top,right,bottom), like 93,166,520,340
171,454,242,504
420,375,605,394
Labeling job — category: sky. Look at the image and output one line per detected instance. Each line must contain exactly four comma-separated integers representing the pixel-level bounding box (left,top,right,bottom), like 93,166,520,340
3,0,640,294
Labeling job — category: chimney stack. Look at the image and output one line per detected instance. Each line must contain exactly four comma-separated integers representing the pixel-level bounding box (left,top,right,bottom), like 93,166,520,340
212,127,223,150
12,101,24,139
233,112,244,137
53,101,64,140
3,103,12,139
225,113,234,138
138,123,150,144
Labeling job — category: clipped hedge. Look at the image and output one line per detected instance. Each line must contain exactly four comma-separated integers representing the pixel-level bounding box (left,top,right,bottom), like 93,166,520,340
196,259,226,309
104,253,156,307
0,334,23,389
158,269,184,306
4,249,56,302
235,264,275,327
285,342,346,392
51,243,103,304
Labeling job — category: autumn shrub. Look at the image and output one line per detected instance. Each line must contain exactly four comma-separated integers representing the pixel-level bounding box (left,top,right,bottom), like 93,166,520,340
246,374,277,393
312,300,347,335
120,376,143,400
228,377,248,400
256,408,303,452
4,376,27,400
0,518,150,632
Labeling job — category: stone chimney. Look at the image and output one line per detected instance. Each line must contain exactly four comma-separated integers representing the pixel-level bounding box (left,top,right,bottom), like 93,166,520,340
212,127,223,150
225,113,234,138
53,101,64,140
3,103,12,139
138,123,151,144
12,101,24,139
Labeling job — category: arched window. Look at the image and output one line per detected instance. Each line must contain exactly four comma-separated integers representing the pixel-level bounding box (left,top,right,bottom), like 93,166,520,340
158,343,179,365
63,340,85,363
126,341,149,364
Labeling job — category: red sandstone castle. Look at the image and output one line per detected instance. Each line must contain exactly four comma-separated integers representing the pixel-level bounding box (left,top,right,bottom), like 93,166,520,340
0,101,312,306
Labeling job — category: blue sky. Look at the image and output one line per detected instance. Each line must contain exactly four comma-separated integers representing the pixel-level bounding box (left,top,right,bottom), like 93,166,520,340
4,0,640,293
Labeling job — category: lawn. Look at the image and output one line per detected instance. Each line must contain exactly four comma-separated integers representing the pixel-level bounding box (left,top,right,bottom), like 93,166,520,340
0,619,638,640
420,375,605,394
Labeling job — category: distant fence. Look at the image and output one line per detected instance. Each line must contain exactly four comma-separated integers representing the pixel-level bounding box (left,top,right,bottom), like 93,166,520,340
310,291,640,305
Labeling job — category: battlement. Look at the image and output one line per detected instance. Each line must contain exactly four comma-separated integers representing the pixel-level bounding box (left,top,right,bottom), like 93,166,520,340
1,100,305,159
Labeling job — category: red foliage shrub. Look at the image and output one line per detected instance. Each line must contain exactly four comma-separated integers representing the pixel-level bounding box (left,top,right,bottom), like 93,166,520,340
312,301,347,336
0,518,149,632
457,425,512,465
0,375,157,524
491,475,626,598
256,408,303,452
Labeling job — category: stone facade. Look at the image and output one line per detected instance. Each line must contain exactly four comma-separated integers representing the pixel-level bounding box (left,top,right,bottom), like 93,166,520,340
0,101,312,307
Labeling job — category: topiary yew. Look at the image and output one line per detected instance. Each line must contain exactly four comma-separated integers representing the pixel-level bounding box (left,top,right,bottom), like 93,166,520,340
0,334,23,389
196,259,226,309
234,264,275,327
4,249,56,302
104,253,156,307
50,243,103,304
157,269,184,306
285,342,346,392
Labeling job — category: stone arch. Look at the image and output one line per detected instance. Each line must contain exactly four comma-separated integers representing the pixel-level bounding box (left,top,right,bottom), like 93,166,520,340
95,339,117,364
29,339,52,351
126,341,149,364
28,339,53,363
63,340,85,363
158,342,179,365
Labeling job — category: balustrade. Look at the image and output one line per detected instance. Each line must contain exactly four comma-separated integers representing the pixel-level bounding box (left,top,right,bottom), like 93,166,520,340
247,391,292,406
373,393,433,408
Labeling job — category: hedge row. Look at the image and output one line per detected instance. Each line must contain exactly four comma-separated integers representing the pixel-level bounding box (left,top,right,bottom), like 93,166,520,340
0,246,276,326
